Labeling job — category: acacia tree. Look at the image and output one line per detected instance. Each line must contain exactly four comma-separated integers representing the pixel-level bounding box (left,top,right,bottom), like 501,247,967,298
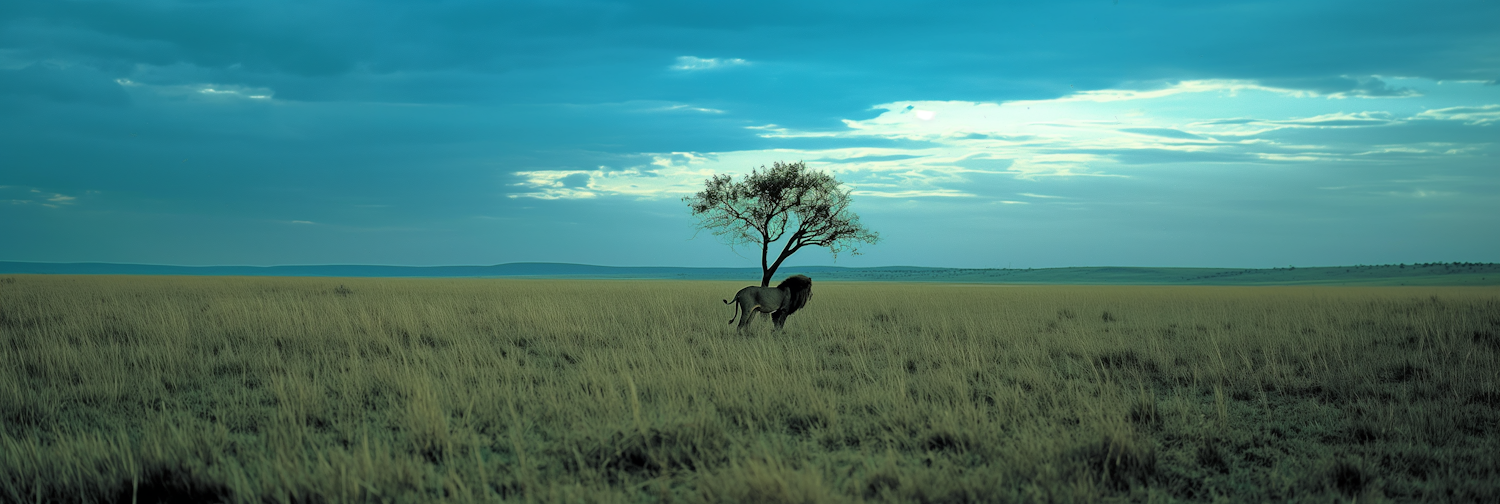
685,161,880,287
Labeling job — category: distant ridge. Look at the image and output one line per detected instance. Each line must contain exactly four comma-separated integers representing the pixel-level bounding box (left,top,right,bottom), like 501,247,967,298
0,262,758,279
2,261,1497,286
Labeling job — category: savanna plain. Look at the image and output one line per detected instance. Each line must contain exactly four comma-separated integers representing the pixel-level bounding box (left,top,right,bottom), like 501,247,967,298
2,275,1498,503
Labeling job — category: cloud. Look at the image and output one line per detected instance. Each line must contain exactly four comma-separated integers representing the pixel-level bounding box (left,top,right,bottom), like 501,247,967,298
1119,128,1205,140
4,1,1495,121
510,170,601,199
196,85,272,100
1382,189,1454,198
1344,76,1418,98
114,78,275,101
812,154,926,164
1081,148,1267,165
653,103,726,114
670,56,749,71
949,157,1015,171
1273,112,1395,127
510,157,715,200
1039,80,1302,103
504,78,1497,203
849,189,974,198
1198,118,1259,125
1416,104,1500,125
1260,76,1421,98
1186,112,1399,133
1,186,81,207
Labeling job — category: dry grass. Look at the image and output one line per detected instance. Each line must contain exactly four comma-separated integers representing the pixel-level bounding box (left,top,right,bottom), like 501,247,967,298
1,275,1498,503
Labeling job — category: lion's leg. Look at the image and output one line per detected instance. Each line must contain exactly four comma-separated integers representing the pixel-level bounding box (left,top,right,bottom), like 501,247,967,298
772,311,788,330
737,304,757,330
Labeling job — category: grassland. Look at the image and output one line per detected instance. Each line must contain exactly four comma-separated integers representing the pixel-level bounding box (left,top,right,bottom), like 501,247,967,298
4,261,1497,286
2,275,1498,503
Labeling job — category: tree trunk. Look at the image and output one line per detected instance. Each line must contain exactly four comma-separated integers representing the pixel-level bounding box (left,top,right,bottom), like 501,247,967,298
760,240,771,286
761,240,801,287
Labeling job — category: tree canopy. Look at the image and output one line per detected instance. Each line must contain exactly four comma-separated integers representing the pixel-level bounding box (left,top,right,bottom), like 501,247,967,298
684,161,880,286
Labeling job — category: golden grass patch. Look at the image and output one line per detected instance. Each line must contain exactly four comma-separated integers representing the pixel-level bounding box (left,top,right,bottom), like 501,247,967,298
2,275,1498,502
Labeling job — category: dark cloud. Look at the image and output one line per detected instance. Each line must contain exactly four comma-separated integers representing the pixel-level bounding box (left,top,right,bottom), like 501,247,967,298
1348,76,1416,97
1260,76,1417,97
6,0,1494,110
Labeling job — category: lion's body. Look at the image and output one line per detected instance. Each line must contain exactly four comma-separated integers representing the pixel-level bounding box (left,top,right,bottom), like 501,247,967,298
724,275,813,330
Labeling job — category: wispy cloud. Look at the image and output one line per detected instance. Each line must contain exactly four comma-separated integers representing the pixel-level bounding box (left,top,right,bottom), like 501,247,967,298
510,154,721,200
2,186,82,208
1383,189,1453,198
670,56,750,71
116,79,274,100
1272,111,1396,127
812,154,927,164
1416,104,1500,125
652,103,726,114
1119,128,1205,140
850,189,974,198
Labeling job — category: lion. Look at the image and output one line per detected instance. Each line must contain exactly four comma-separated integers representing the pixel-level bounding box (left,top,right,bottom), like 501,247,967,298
723,274,813,331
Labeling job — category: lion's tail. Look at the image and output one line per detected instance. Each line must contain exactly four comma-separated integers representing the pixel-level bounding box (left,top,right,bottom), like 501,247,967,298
724,298,739,325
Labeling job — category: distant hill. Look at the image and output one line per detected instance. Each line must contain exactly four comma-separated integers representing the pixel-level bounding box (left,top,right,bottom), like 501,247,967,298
2,261,1497,286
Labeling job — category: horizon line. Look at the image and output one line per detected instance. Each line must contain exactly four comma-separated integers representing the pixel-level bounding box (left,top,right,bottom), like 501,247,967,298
2,260,1493,270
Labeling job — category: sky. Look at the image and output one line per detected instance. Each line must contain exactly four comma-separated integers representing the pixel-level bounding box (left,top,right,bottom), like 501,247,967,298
2,0,1497,269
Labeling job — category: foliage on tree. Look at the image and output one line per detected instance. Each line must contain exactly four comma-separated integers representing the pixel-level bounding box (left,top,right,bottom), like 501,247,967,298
684,161,880,286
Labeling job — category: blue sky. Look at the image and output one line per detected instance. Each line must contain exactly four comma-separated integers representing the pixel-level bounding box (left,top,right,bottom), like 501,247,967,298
2,0,1497,268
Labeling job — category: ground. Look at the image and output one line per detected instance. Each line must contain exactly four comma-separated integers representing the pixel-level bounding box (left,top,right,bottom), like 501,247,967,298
2,276,1497,502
